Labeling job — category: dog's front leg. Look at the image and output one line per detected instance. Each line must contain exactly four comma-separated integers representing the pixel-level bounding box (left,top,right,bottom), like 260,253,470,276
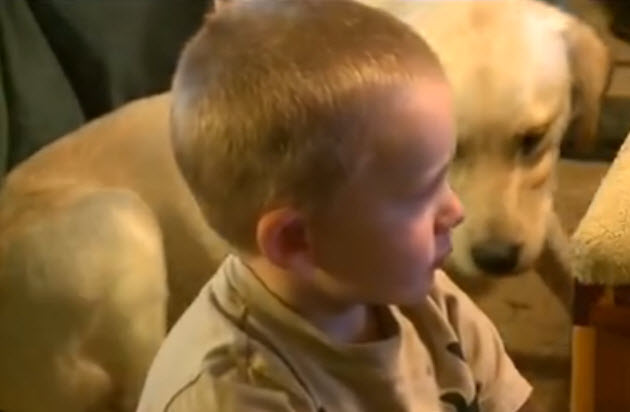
534,211,574,314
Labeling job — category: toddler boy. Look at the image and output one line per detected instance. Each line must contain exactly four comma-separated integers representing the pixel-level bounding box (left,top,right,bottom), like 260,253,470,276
138,1,534,410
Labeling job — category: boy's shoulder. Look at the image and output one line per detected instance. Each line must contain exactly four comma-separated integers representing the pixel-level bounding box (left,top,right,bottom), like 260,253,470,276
136,275,241,411
136,259,313,412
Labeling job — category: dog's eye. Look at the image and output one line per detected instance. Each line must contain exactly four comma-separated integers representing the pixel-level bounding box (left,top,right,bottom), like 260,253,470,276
518,132,544,157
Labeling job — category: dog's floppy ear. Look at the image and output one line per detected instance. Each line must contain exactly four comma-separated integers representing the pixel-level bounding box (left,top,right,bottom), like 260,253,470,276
563,16,612,154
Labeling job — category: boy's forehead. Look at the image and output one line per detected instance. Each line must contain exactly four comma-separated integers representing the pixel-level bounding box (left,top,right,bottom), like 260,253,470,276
349,77,455,167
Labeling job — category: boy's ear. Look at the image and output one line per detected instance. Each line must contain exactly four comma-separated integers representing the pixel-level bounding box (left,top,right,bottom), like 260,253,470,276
256,208,313,271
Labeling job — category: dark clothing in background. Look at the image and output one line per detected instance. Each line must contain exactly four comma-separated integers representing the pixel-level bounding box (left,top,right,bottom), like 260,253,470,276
601,0,630,41
0,0,209,175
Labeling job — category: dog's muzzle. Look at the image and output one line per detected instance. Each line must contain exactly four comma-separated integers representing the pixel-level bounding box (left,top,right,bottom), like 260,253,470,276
471,240,522,275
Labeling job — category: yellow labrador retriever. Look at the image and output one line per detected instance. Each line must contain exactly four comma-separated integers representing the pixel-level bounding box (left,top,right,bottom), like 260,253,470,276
0,94,231,412
357,0,610,300
0,1,609,411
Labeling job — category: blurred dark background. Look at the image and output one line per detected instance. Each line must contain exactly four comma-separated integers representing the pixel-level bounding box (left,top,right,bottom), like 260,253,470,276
0,0,628,174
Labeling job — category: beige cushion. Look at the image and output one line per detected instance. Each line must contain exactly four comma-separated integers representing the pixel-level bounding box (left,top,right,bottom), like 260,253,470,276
571,131,630,285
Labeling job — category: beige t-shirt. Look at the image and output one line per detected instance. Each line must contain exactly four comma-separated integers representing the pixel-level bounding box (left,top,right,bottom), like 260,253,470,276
137,255,531,412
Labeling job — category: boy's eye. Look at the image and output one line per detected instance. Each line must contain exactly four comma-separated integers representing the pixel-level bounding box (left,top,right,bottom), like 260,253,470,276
419,173,449,200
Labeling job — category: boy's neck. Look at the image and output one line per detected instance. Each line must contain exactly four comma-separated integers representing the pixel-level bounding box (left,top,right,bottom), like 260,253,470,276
245,256,384,344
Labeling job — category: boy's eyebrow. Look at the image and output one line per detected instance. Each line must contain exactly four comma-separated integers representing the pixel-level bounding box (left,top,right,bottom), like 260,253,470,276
421,158,451,191
432,161,450,182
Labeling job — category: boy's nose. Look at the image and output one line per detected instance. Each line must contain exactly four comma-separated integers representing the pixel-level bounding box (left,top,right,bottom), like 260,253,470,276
447,187,465,226
437,187,464,230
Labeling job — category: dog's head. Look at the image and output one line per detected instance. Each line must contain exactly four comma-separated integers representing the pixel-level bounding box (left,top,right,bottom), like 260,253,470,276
357,0,610,277
421,1,610,278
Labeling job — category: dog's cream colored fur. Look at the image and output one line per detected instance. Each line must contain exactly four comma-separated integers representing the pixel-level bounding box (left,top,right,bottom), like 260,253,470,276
357,0,609,294
0,94,230,411
0,1,609,411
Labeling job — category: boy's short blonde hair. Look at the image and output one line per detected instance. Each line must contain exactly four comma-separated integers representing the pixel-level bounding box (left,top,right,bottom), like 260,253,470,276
171,0,442,252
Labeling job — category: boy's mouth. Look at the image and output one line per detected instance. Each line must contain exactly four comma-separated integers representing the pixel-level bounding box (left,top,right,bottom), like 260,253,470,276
433,249,452,269
433,237,453,269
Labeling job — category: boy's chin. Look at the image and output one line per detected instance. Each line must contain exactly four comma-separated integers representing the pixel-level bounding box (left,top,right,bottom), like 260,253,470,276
390,282,434,305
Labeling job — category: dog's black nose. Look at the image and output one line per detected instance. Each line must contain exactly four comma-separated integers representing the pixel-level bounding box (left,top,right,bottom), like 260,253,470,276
471,240,521,274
